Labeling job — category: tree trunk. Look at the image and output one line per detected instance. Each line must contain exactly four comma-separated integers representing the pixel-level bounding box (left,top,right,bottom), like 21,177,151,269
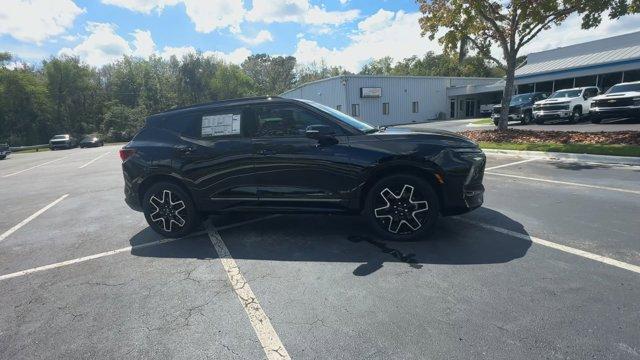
498,56,517,131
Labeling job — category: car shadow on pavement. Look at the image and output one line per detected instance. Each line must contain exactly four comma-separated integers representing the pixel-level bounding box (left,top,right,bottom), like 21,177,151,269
129,207,532,276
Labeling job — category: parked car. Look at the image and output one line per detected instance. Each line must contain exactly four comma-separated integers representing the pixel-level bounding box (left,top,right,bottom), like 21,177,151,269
479,103,499,117
120,97,486,241
79,135,104,148
0,143,10,160
532,86,600,124
492,92,548,125
590,81,640,123
49,134,77,150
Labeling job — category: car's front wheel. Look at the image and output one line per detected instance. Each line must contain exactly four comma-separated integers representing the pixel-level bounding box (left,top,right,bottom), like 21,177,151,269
143,181,200,238
569,107,581,124
364,174,439,241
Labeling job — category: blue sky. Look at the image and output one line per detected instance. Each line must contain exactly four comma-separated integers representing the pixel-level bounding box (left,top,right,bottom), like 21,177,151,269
2,0,640,71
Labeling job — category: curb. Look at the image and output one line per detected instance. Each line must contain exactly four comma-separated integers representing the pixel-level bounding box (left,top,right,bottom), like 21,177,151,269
482,148,640,166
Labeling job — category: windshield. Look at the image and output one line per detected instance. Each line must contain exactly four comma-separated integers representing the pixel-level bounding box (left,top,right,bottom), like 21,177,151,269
299,99,376,133
52,135,68,140
510,94,533,105
606,83,640,94
549,90,582,99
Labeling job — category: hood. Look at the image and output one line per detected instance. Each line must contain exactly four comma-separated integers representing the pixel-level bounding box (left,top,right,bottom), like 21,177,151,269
371,127,478,148
593,91,640,100
536,97,575,105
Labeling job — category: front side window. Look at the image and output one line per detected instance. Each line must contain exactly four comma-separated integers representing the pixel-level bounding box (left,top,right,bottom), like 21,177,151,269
251,105,339,138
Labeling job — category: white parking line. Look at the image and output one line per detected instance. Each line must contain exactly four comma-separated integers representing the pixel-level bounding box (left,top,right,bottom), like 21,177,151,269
486,172,640,195
455,216,640,274
78,151,111,169
485,158,539,171
0,215,279,281
2,156,68,177
207,223,291,360
0,194,69,243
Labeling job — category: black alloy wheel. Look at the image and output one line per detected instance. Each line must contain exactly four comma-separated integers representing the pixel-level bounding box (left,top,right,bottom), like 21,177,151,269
521,111,532,125
365,174,439,241
143,181,200,237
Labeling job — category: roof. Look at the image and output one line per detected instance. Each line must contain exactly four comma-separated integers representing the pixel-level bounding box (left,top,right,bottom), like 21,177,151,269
516,31,640,78
447,80,505,96
148,96,283,118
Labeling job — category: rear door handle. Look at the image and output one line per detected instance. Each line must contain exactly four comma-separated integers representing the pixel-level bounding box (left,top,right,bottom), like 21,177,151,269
257,149,276,156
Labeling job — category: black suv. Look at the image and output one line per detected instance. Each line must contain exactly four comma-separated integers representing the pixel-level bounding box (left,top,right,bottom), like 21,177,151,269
121,97,485,241
492,92,548,125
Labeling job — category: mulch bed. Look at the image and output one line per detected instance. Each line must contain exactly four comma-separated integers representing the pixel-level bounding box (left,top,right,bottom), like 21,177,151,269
459,129,640,146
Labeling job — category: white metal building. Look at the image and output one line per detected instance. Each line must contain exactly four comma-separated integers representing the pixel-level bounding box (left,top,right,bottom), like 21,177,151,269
281,75,500,126
447,31,640,112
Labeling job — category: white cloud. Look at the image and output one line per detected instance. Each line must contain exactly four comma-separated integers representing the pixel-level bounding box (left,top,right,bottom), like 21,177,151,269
159,45,197,59
102,0,245,33
520,13,640,55
294,10,437,72
132,29,156,57
0,0,84,44
247,0,359,26
160,46,251,64
101,0,178,14
59,23,132,67
205,47,252,64
237,30,273,46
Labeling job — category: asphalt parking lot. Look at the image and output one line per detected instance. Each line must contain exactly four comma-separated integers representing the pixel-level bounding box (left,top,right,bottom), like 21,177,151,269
1,145,639,359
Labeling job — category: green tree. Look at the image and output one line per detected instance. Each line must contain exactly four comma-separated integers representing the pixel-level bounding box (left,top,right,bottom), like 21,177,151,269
242,54,296,95
0,67,52,145
295,60,349,84
359,57,394,75
417,0,639,130
210,62,256,100
101,102,147,142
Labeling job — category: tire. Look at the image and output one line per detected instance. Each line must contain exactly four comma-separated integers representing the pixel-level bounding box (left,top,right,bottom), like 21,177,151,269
569,107,581,124
493,119,499,126
535,117,545,125
0,155,5,160
591,116,602,124
521,111,532,125
364,174,439,241
143,181,200,238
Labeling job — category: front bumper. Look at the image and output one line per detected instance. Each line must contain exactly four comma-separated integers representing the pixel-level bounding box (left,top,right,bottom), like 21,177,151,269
492,113,522,121
50,141,71,148
533,109,572,119
591,106,640,119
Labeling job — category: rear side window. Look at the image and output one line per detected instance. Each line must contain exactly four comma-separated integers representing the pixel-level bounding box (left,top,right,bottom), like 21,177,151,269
162,108,245,139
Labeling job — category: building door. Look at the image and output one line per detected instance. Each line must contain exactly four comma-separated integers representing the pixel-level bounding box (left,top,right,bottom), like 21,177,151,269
450,99,456,119
465,99,476,117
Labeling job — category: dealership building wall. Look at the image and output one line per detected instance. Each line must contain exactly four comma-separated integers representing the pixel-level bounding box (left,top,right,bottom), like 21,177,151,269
281,75,500,126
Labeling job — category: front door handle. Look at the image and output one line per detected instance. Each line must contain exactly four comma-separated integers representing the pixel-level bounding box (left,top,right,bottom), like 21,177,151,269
175,145,195,155
257,149,276,156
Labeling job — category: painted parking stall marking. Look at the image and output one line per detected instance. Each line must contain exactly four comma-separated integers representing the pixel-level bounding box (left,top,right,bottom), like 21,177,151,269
2,156,69,177
0,194,69,243
0,215,278,281
207,223,291,360
78,151,111,169
486,172,640,195
455,216,640,275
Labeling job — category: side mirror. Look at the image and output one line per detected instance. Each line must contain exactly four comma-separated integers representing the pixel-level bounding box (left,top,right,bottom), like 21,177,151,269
305,125,335,140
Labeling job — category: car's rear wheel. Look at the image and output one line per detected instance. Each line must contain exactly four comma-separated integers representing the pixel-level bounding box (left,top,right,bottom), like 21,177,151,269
364,174,439,241
143,181,200,238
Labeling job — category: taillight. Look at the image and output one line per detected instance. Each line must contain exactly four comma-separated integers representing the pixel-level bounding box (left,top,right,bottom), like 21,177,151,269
119,148,136,162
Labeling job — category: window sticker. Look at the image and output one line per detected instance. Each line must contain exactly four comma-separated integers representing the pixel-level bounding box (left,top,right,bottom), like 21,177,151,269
202,114,241,137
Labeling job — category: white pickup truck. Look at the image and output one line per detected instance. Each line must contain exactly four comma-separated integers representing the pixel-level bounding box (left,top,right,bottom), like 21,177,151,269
532,86,600,124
